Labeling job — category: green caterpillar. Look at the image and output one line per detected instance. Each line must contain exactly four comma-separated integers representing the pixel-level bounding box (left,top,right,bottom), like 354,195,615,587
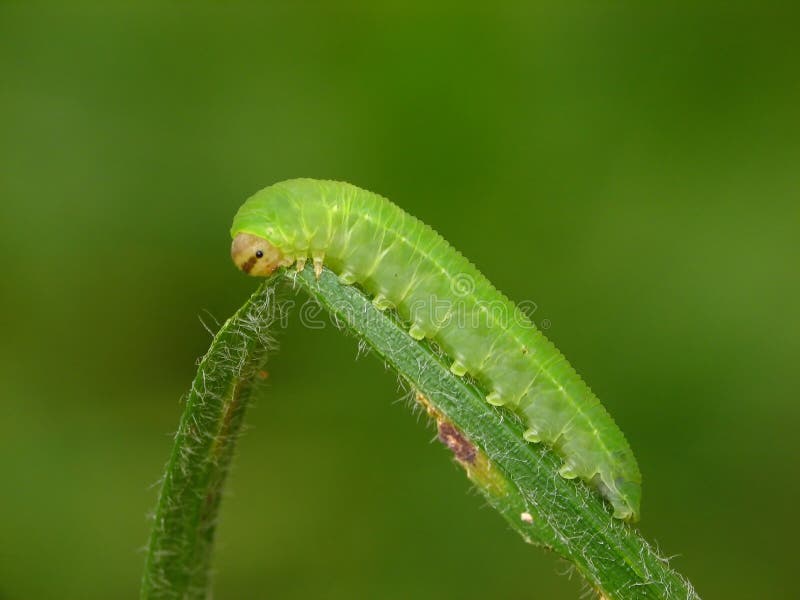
230,178,641,521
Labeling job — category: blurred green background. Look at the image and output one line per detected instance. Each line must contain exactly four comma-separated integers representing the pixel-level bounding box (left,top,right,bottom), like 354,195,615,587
1,2,798,598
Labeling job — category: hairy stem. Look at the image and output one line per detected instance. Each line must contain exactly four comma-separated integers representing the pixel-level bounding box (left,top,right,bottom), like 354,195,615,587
288,267,699,600
141,279,280,599
142,268,699,599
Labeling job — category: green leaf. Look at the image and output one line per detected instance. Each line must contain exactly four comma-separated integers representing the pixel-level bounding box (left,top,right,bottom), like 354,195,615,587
141,268,700,599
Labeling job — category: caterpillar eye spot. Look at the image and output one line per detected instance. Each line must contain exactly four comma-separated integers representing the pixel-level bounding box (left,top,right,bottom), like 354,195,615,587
231,232,286,276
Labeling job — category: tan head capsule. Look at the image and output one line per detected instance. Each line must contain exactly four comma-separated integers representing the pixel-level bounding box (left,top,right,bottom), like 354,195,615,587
230,232,286,276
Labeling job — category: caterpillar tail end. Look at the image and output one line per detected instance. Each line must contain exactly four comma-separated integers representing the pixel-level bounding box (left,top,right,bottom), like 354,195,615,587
595,471,641,523
609,496,638,522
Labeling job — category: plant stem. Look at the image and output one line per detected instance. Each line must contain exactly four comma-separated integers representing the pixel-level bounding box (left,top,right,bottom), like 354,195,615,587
141,279,279,599
289,267,700,600
141,268,700,599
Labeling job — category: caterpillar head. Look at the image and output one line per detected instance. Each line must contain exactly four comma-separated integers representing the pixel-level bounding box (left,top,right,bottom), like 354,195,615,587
231,232,286,276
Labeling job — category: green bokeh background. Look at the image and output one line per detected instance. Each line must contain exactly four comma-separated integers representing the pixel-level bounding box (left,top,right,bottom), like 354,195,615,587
1,3,798,598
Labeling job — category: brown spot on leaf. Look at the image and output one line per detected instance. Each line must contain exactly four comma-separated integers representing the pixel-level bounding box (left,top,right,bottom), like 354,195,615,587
438,421,477,464
415,392,509,498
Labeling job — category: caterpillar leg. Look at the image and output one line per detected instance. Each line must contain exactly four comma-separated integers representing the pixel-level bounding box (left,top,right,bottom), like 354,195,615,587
339,271,357,285
295,257,307,273
450,360,468,377
372,294,393,311
312,253,325,279
523,429,542,443
409,324,426,340
558,461,580,480
486,391,503,406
